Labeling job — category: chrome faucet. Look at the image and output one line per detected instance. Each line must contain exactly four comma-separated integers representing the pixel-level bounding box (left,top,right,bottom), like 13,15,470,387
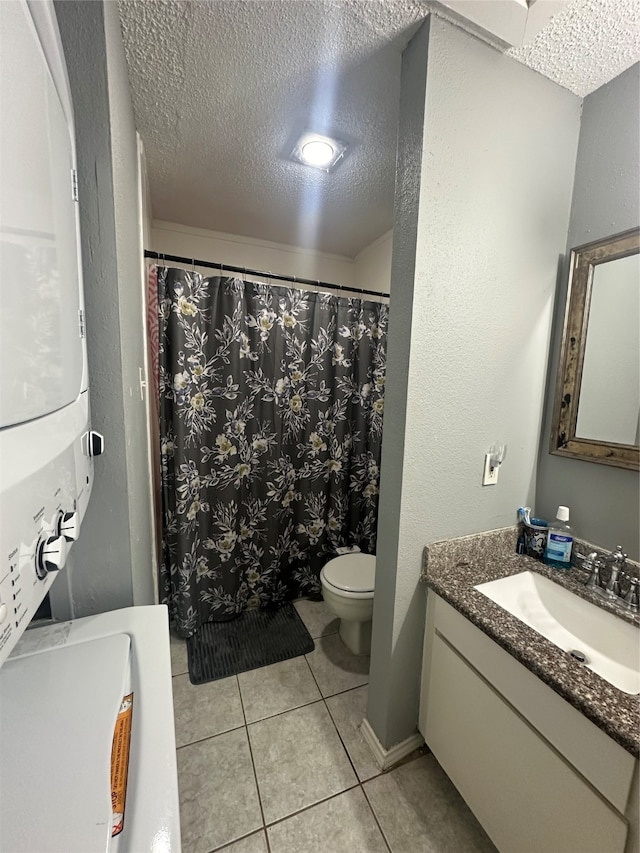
579,545,638,613
602,545,627,600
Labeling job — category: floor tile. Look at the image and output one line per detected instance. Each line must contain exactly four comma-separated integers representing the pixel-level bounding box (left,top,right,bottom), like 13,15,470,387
173,673,244,747
363,754,497,853
170,632,189,676
305,632,369,697
326,685,380,782
217,830,269,852
177,728,262,853
293,598,339,639
248,701,357,824
267,787,388,853
238,656,321,723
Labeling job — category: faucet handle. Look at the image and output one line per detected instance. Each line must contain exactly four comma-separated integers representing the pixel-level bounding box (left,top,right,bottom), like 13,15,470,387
583,552,602,589
623,576,639,612
577,551,600,569
610,545,627,564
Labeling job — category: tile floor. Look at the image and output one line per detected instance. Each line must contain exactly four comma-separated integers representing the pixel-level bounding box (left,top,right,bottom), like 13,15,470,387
170,600,497,853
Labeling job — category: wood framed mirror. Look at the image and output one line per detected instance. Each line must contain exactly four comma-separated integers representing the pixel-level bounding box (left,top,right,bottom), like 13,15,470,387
550,227,640,471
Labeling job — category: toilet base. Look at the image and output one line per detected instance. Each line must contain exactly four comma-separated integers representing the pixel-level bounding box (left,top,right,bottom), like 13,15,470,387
339,618,372,656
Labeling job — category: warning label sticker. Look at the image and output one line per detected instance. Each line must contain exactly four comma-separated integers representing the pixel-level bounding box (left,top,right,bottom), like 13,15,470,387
110,693,133,838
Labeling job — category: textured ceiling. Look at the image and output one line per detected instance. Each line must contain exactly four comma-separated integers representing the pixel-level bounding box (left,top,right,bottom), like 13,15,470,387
119,0,640,258
509,0,640,97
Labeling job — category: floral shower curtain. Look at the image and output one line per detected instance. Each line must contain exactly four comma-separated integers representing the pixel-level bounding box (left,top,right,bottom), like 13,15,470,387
157,266,388,637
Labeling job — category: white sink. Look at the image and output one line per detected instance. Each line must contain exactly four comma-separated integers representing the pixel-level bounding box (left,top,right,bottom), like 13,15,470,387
474,571,640,694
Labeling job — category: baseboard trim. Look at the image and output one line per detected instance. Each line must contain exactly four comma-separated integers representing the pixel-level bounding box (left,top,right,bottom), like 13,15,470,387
361,717,424,771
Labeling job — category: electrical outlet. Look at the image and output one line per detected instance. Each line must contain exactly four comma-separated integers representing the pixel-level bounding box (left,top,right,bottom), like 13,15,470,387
482,454,499,486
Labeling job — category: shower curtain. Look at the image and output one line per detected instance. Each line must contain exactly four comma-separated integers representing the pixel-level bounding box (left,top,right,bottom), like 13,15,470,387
157,266,388,637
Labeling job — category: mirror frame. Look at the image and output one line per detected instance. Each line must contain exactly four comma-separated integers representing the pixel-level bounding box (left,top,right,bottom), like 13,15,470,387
550,227,640,471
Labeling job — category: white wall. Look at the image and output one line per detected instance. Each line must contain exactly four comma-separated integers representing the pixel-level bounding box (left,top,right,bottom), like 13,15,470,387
136,135,162,600
138,135,153,250
367,15,581,749
151,220,393,297
151,220,357,289
354,230,393,294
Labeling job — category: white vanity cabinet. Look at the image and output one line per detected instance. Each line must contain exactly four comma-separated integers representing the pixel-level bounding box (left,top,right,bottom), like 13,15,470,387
419,592,639,853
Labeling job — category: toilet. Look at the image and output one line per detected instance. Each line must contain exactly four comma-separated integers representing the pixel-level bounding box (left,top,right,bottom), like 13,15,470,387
320,553,376,655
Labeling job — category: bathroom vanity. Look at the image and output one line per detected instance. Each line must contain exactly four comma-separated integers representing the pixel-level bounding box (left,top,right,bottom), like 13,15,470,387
419,530,639,853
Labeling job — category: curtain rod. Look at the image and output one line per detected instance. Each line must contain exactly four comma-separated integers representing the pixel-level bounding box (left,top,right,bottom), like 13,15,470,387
144,250,389,299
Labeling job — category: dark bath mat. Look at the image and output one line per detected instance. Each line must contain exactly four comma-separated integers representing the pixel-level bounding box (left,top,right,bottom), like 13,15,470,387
186,603,315,685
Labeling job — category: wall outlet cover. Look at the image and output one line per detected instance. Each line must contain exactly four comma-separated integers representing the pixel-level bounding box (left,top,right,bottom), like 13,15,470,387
483,454,499,486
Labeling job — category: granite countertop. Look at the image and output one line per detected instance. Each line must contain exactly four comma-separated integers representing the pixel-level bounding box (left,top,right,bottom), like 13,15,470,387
421,527,640,758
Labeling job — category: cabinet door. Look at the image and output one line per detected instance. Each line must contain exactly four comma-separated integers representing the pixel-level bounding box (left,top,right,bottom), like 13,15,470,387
424,633,628,853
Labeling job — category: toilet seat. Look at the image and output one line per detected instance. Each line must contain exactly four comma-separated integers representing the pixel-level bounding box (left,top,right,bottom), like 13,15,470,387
321,553,376,595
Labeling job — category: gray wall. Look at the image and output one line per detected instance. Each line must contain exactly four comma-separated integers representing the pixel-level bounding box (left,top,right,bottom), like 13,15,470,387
367,16,431,751
536,63,640,561
368,15,581,749
103,0,157,605
53,1,155,616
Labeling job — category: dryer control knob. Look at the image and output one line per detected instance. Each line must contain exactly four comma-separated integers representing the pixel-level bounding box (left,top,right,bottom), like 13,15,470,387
35,535,67,579
58,510,79,542
82,431,105,458
0,602,7,624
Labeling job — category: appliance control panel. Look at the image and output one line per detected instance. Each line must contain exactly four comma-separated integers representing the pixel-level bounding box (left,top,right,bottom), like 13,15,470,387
0,403,97,668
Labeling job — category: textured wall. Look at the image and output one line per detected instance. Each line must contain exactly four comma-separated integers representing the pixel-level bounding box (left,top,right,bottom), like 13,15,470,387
367,16,430,749
103,0,156,606
367,15,581,749
52,0,134,615
52,0,156,616
536,63,640,560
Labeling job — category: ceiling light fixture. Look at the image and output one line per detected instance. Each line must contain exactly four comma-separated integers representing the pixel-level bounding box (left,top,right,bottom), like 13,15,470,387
301,139,335,167
291,131,347,172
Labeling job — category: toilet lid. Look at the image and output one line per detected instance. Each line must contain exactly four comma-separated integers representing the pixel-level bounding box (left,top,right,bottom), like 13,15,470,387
322,554,376,593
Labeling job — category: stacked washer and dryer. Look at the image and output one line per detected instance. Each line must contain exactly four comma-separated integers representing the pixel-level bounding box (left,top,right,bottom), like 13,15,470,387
0,2,180,850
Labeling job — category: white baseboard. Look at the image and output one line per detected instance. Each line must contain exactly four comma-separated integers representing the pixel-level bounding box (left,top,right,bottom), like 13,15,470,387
360,717,424,771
